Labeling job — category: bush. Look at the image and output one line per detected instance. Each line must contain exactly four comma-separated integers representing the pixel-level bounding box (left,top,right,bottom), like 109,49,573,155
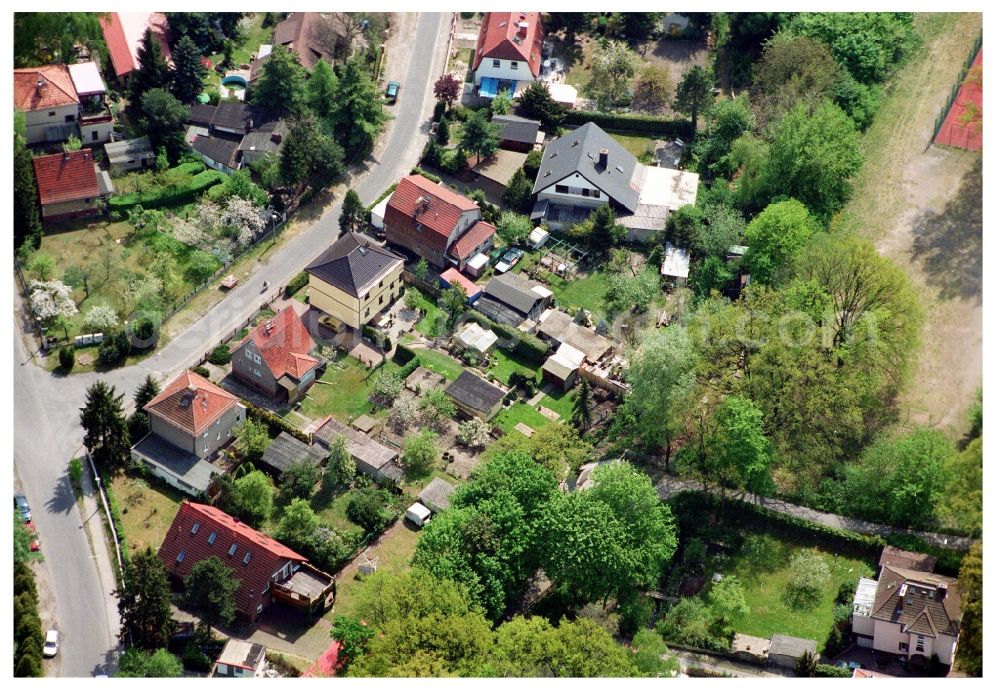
512,332,548,364
192,365,210,378
346,488,398,534
182,643,212,672
562,110,693,138
410,167,442,183
58,345,75,370
814,664,852,678
397,357,421,380
208,344,231,365
97,330,131,367
284,271,309,298
68,457,84,485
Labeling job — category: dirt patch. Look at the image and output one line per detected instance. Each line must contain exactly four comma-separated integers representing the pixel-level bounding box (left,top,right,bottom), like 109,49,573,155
837,13,983,436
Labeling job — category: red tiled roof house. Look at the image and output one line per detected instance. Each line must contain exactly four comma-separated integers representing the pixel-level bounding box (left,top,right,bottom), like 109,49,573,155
99,12,173,79
31,149,100,222
473,12,545,97
159,501,334,621
230,306,321,402
130,371,245,497
384,174,497,271
14,64,80,145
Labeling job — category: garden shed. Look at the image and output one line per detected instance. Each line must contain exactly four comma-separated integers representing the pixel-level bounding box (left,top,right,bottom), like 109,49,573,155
767,634,817,670
258,432,328,479
418,477,456,514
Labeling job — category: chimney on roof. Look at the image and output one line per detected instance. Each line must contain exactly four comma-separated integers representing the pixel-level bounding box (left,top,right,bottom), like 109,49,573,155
270,131,282,144
246,117,254,131
36,78,46,95
598,148,608,168
936,583,948,601
201,396,209,410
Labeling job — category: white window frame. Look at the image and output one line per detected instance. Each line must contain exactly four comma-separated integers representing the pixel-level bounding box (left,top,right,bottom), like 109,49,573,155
492,59,501,68
245,348,252,359
253,354,261,364
510,61,518,69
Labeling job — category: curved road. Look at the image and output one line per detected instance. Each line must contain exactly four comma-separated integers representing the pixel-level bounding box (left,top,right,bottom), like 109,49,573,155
12,12,450,677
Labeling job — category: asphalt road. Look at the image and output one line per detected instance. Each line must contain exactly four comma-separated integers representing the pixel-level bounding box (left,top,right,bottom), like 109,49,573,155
11,12,449,677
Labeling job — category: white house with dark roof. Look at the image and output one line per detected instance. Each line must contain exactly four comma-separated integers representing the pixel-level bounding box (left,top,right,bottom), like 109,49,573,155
531,122,699,241
305,232,405,330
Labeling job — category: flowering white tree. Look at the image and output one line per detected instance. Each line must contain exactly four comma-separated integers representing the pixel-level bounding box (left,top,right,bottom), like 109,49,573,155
387,396,420,434
456,417,491,450
220,197,267,248
120,274,164,314
29,280,78,322
83,304,119,331
171,200,220,250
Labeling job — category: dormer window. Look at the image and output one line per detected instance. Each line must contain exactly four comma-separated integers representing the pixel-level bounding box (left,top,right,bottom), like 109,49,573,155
191,522,200,534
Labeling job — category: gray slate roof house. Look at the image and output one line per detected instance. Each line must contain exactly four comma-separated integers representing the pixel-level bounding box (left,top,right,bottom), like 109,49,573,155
258,432,328,478
767,634,818,669
312,416,403,485
492,114,541,150
473,273,552,327
305,232,404,296
419,477,456,513
531,121,640,211
445,370,508,421
191,133,242,172
871,566,962,638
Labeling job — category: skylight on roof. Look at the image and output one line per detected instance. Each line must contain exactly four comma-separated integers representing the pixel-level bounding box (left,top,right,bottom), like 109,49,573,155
616,165,624,173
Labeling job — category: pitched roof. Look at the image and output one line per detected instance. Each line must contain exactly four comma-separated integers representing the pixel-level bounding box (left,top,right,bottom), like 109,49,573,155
14,64,79,111
273,12,345,70
450,220,497,261
131,433,227,494
440,268,481,298
259,432,328,475
871,565,962,637
100,12,173,78
385,175,480,254
473,12,545,77
445,370,508,415
538,309,612,363
158,501,306,619
187,102,218,127
235,306,319,381
191,133,241,169
144,370,241,438
879,546,937,573
492,114,541,144
483,273,547,315
32,150,99,206
305,232,404,296
532,122,640,212
312,417,399,471
419,477,456,513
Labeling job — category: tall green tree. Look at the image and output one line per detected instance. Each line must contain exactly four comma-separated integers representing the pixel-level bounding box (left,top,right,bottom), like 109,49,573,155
330,616,376,667
169,35,208,104
133,375,161,410
138,89,189,163
183,557,239,627
233,418,270,462
251,44,307,114
502,169,533,213
459,110,502,165
80,381,131,471
587,40,641,112
518,82,566,130
492,616,639,677
702,396,773,497
761,101,862,219
632,65,673,115
329,57,389,156
14,12,106,67
115,548,173,650
307,59,339,118
955,541,982,676
744,199,820,285
752,34,839,127
673,66,715,133
321,434,355,493
116,648,184,677
571,378,594,432
127,28,172,120
14,129,43,252
567,204,627,253
279,115,345,190
692,95,756,178
339,189,366,234
231,470,274,526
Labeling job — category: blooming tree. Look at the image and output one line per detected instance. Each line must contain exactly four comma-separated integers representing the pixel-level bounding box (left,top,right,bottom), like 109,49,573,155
83,304,119,331
171,201,220,250
456,417,490,450
387,395,419,434
220,197,267,248
29,280,78,322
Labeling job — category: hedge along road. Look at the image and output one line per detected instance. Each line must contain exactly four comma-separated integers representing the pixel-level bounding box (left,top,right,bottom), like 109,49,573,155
11,12,451,677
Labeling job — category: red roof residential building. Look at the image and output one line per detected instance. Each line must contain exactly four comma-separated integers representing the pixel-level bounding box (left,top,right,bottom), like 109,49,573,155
32,149,101,222
14,64,79,112
231,306,320,401
145,370,241,438
159,501,334,620
100,12,173,78
439,267,481,298
473,12,545,78
384,174,496,271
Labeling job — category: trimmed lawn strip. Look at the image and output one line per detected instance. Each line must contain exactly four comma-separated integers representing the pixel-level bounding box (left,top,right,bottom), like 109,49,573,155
314,491,366,537
296,355,397,422
411,348,464,381
539,389,576,420
489,347,542,386
410,289,448,338
495,402,552,433
544,268,611,324
329,523,422,620
609,131,658,161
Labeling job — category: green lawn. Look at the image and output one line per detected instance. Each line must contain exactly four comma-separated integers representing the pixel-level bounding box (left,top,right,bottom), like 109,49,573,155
296,355,386,421
539,389,576,420
719,531,876,644
206,12,273,85
609,132,658,163
410,289,449,338
314,490,366,537
110,472,185,555
488,347,542,386
411,348,464,381
329,523,423,620
495,402,553,433
544,268,612,324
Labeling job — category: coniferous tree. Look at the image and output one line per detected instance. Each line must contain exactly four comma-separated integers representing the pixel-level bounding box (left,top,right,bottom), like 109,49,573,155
133,375,161,411
127,28,171,121
79,381,131,471
252,45,308,115
183,557,239,627
339,189,366,234
14,130,42,252
307,59,338,118
436,116,451,145
169,35,207,105
673,66,715,134
115,548,173,650
572,378,594,433
329,57,388,156
459,111,502,164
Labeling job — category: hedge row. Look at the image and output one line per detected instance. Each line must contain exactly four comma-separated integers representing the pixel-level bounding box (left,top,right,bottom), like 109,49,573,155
462,308,549,365
815,664,852,678
108,169,230,213
564,110,693,138
366,183,398,213
394,343,417,365
284,271,309,298
243,402,310,444
100,472,130,564
410,167,442,183
397,357,421,380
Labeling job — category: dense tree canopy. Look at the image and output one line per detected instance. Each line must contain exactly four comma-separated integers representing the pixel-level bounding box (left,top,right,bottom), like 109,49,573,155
138,89,189,163
743,199,820,285
170,35,208,105
787,13,916,84
956,542,982,676
328,58,389,155
252,45,307,114
116,549,173,650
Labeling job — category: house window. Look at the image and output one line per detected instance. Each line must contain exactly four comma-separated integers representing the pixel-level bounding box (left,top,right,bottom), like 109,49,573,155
176,550,185,563
511,61,518,69
228,543,238,556
65,114,75,123
92,131,98,141
216,431,221,440
492,59,501,68
379,280,383,288
591,189,601,198
365,308,370,317
48,111,56,116
191,522,200,534
898,642,908,652
253,369,262,377
365,292,370,300
243,552,252,565
245,348,252,359
555,184,569,194
208,531,217,544
915,636,925,653
203,444,208,454
203,432,209,439
253,354,261,364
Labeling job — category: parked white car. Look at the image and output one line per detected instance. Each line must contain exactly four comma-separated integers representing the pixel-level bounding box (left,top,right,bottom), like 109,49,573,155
43,629,59,658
